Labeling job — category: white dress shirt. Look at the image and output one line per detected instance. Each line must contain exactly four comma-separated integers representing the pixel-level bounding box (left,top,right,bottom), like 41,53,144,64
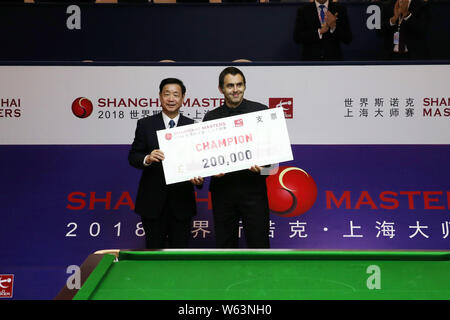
161,111,180,129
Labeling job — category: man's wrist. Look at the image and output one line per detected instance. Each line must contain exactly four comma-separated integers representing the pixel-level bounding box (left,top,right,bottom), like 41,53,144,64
318,26,328,37
143,155,152,166
390,15,398,25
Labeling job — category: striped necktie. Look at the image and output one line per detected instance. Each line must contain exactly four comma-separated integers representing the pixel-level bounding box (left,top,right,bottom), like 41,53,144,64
319,5,326,24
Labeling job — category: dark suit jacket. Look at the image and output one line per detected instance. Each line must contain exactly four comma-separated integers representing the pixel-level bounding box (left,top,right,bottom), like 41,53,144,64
128,112,197,219
379,0,430,59
293,2,352,61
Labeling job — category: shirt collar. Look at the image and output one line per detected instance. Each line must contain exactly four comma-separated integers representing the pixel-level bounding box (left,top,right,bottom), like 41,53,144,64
315,0,329,9
161,111,180,129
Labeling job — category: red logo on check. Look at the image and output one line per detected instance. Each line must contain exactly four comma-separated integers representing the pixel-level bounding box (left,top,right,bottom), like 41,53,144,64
234,119,243,127
0,275,14,298
165,133,172,140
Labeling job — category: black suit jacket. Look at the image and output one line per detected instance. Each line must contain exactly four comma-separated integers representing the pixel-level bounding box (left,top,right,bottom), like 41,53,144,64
128,112,197,219
293,2,352,61
379,0,430,59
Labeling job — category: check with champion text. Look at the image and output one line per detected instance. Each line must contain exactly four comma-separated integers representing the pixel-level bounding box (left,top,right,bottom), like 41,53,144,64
157,107,293,184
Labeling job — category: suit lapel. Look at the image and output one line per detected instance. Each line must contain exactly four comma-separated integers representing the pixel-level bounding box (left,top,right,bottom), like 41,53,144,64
153,112,165,131
409,0,419,13
309,3,321,29
178,114,191,127
149,112,164,150
178,114,187,127
328,2,337,15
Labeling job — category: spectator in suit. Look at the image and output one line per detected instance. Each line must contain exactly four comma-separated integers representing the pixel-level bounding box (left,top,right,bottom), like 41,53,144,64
128,78,203,249
379,0,430,60
293,0,353,60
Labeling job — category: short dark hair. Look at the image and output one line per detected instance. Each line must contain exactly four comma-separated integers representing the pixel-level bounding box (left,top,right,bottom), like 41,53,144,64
218,67,246,89
159,78,186,95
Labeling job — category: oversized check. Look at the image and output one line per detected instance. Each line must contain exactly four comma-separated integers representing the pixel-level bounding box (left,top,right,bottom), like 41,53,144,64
157,107,293,184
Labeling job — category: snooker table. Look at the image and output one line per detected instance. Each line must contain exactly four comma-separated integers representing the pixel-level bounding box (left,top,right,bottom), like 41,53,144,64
55,249,450,300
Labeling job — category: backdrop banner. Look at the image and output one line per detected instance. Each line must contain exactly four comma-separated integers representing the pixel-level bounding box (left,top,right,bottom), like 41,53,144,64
1,64,449,299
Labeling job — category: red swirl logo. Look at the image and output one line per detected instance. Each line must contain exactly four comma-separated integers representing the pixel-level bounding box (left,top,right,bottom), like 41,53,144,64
266,166,318,217
71,97,93,119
